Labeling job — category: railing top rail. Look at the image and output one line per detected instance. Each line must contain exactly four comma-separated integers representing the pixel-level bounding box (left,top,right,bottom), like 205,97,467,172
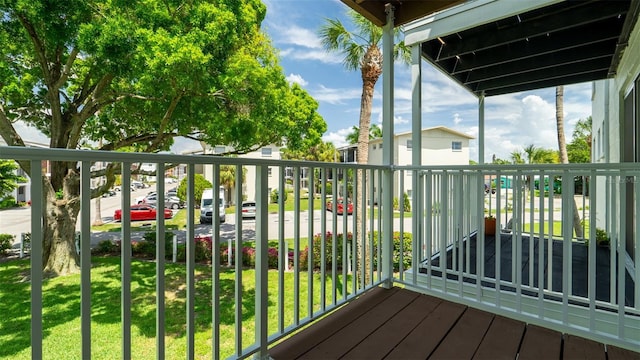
394,162,640,172
0,146,387,170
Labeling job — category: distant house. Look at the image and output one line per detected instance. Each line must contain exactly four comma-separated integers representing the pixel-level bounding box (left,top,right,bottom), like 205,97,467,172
199,144,284,205
0,139,49,204
338,126,474,202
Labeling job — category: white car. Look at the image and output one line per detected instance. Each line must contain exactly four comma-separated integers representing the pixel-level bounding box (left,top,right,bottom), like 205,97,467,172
241,201,256,219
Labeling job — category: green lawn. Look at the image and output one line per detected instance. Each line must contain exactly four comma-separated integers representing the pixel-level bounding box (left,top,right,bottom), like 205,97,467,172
0,257,353,359
522,220,590,238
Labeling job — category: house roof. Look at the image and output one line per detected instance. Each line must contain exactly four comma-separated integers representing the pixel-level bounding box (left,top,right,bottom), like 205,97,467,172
368,126,475,144
345,0,639,97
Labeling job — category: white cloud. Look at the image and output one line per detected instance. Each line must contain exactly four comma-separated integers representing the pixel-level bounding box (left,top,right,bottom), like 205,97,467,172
283,48,343,64
312,84,361,105
286,73,308,86
322,128,353,148
453,113,462,125
275,25,323,49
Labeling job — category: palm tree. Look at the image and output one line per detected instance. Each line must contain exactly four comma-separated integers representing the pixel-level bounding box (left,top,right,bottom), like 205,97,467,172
320,10,409,283
346,124,383,145
556,86,583,238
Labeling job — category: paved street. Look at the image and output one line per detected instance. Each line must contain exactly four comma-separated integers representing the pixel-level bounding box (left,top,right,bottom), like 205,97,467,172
0,186,383,250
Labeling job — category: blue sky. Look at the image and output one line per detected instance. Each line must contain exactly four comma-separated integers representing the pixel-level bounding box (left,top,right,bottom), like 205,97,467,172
262,0,593,162
11,0,593,162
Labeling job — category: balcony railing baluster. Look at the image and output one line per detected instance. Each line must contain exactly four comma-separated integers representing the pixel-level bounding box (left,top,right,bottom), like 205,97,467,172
1,146,638,356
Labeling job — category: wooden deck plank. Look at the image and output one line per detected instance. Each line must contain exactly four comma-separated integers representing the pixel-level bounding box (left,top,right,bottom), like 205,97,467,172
298,288,420,359
341,293,443,359
429,307,494,360
270,286,640,360
473,315,526,360
384,299,466,359
268,287,398,360
518,324,562,360
563,334,605,360
608,345,640,360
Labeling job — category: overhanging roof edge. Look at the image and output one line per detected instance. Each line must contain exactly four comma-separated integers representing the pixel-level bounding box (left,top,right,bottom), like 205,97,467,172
404,0,563,46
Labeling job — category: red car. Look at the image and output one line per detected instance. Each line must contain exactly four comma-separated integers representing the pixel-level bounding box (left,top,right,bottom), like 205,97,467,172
113,204,173,222
326,198,353,215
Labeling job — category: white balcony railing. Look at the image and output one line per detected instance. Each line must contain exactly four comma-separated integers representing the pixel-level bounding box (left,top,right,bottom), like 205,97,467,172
395,163,640,351
0,146,638,358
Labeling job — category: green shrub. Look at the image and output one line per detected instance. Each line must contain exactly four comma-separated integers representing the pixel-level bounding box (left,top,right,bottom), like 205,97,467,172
270,189,288,203
132,240,155,257
596,228,610,246
371,231,413,271
309,232,350,269
0,197,16,209
143,231,175,258
403,192,411,212
0,234,14,255
93,240,120,255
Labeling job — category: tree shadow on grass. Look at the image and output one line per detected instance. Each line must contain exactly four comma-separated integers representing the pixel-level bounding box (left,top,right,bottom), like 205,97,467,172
0,256,271,358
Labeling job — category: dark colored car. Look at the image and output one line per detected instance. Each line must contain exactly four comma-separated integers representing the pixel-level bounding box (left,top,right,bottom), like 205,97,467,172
114,204,173,221
102,190,117,198
326,198,353,215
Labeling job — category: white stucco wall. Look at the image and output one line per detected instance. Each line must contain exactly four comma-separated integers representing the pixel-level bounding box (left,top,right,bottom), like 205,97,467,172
367,127,473,201
592,16,640,241
201,145,282,205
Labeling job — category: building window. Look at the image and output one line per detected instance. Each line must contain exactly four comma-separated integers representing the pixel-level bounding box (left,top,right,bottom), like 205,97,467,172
407,189,412,198
373,144,376,150
214,146,225,154
452,141,462,151
262,148,272,157
268,168,272,177
406,140,412,150
379,143,383,149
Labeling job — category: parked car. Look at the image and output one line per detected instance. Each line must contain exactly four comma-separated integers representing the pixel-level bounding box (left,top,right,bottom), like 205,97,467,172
166,188,177,198
113,204,173,221
141,193,184,209
241,201,256,219
102,189,117,198
326,198,353,215
114,185,135,192
131,181,146,189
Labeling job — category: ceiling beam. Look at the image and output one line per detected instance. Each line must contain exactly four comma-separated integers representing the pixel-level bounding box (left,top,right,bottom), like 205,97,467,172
434,2,628,61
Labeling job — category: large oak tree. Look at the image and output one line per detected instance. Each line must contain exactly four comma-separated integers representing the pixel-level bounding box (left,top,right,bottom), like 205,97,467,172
0,0,325,275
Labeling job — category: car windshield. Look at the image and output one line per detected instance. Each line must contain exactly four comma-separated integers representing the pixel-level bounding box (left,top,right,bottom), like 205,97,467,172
202,199,213,207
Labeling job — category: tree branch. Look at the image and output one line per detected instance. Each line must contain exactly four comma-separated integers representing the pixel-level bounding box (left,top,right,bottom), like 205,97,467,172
54,47,79,89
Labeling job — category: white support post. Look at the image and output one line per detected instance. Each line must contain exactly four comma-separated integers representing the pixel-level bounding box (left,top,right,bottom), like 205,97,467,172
30,160,43,359
381,3,395,289
80,161,92,359
186,165,195,360
479,92,485,164
411,43,422,283
255,165,269,358
172,234,178,263
20,233,26,258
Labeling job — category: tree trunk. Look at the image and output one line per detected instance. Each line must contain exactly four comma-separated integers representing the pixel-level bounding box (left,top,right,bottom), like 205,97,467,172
93,196,104,226
556,86,584,238
355,45,382,285
42,170,81,275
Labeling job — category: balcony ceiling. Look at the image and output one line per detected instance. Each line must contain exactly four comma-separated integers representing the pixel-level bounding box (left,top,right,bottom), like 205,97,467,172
342,0,640,97
339,0,466,27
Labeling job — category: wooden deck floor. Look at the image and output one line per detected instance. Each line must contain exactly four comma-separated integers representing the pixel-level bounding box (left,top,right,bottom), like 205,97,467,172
269,287,640,360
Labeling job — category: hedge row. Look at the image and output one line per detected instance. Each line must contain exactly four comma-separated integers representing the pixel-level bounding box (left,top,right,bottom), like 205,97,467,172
92,230,413,271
